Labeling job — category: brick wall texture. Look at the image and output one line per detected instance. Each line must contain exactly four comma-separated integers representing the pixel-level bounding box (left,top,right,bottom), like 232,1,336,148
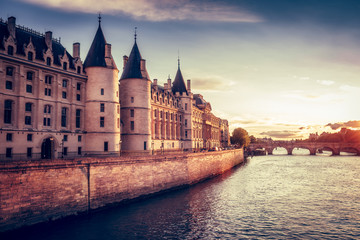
0,149,243,232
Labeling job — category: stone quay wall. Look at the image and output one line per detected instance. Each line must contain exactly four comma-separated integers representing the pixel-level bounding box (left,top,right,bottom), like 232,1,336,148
0,149,243,232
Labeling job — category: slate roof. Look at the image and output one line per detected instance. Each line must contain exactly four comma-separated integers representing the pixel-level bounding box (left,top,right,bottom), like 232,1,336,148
172,66,188,95
83,23,107,68
0,19,76,69
120,41,145,80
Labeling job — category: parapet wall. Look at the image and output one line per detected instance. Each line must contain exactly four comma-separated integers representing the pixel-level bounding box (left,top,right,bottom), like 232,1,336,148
0,149,243,232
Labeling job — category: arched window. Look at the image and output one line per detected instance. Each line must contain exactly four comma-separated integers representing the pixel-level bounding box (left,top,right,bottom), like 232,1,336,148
28,52,33,61
8,46,14,55
4,100,13,124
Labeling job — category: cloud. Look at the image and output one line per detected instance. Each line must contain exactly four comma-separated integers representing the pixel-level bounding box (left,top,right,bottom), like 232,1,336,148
260,130,301,139
191,76,235,91
317,80,335,86
340,84,360,92
325,120,360,130
22,0,262,23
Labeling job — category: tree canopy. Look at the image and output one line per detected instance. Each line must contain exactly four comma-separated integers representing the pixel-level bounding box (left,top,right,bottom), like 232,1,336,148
231,127,250,147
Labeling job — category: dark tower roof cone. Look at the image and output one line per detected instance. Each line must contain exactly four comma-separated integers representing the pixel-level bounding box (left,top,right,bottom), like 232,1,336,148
172,59,188,94
120,41,144,79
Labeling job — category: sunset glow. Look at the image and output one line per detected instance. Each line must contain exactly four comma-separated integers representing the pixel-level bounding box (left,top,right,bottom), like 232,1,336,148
2,0,359,139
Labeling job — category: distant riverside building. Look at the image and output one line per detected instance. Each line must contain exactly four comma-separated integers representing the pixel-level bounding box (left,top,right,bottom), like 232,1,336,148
0,16,230,160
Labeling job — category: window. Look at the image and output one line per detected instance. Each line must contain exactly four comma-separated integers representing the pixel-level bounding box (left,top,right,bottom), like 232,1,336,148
185,103,188,110
27,134,33,141
4,100,12,124
6,148,12,158
117,105,120,114
26,84,32,93
62,91,67,99
44,105,51,113
166,112,168,120
131,97,134,103
63,147,68,156
78,135,82,142
100,117,105,127
76,109,81,128
130,109,134,117
185,130,188,138
26,72,33,80
144,141,147,150
25,116,31,125
61,108,67,127
8,46,14,55
180,115,182,122
76,94,81,101
45,75,52,84
131,121,134,131
78,147,82,155
185,119,187,127
63,135,68,141
62,80,68,88
154,110,157,117
6,81,13,90
104,142,108,152
77,83,81,91
25,103,32,112
63,62,67,70
28,52,33,61
101,88,104,95
160,111,163,118
100,103,105,112
43,117,51,126
117,118,120,128
77,66,81,74
46,57,51,66
6,133,12,141
27,148,32,158
6,67,13,76
45,88,51,96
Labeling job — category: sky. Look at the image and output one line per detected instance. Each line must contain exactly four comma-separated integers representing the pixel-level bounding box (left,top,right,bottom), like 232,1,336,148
1,0,360,139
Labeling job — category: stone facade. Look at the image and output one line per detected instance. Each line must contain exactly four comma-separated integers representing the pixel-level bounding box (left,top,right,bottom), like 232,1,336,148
0,16,230,159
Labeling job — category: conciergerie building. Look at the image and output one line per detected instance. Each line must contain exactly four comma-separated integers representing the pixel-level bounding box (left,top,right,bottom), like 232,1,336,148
0,16,230,160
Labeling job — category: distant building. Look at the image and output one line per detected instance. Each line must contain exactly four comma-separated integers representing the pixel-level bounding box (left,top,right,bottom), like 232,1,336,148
0,16,229,160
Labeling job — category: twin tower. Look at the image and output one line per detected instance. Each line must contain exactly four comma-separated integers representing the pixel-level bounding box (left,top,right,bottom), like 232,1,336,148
83,19,151,155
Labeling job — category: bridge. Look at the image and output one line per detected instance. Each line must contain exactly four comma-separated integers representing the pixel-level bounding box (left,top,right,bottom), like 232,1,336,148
248,142,360,156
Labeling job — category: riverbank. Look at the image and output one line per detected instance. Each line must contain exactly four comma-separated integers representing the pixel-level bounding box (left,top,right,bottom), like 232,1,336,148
0,149,243,232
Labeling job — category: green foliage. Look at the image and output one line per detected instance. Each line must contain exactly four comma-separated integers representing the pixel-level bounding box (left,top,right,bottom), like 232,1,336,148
231,128,250,147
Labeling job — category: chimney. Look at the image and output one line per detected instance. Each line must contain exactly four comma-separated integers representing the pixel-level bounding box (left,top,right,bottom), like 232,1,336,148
73,42,80,59
140,59,146,71
187,79,191,92
105,43,111,58
167,78,171,89
123,55,128,69
45,31,52,49
7,16,16,38
153,79,157,86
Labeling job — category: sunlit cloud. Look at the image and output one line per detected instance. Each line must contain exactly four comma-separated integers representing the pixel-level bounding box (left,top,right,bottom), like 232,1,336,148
317,80,335,86
340,84,360,92
325,120,360,130
21,0,262,22
192,76,236,91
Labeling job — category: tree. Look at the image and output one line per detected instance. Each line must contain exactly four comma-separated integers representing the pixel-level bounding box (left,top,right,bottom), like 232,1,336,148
249,135,257,143
231,128,250,147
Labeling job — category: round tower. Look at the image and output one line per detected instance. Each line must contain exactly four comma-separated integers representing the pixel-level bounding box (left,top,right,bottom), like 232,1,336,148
119,36,151,155
83,18,120,156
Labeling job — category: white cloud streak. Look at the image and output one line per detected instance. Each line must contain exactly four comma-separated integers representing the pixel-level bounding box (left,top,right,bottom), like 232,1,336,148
21,0,262,23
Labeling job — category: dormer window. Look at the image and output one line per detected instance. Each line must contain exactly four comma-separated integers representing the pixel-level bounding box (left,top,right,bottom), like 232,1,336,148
8,46,14,56
28,52,33,61
77,66,81,74
46,57,51,66
63,62,67,70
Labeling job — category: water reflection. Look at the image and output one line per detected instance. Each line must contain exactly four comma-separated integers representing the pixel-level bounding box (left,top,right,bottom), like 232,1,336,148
2,156,360,239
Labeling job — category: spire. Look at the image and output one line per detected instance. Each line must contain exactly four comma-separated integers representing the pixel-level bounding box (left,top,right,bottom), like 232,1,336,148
120,33,148,80
83,16,107,68
134,27,137,42
172,58,187,95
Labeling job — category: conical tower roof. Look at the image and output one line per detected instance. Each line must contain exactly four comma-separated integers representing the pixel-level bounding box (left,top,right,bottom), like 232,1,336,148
84,21,107,68
172,61,188,94
120,41,144,79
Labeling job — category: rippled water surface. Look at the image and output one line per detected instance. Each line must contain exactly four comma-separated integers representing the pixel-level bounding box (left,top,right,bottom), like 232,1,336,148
4,155,360,239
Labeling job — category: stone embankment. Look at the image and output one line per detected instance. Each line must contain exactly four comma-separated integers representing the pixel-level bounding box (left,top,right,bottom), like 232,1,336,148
0,149,243,232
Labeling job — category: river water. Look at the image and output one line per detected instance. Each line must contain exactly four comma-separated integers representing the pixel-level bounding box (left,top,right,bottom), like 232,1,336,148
4,154,360,239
